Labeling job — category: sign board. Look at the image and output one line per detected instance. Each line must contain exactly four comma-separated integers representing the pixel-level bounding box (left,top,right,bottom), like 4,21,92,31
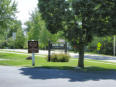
48,41,67,62
97,42,102,51
52,43,65,49
97,42,102,48
97,47,100,51
28,41,38,53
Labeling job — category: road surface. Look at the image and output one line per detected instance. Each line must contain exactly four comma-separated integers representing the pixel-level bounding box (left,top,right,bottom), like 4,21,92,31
0,66,116,87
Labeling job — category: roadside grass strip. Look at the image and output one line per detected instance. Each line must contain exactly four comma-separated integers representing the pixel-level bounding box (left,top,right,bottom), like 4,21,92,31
71,58,116,65
0,51,46,57
85,59,116,65
0,52,116,71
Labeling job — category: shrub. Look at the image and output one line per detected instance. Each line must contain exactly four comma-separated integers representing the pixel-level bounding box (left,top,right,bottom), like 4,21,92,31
50,53,70,62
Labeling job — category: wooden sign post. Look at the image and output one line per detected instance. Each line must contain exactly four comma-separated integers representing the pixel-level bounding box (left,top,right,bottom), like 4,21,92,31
28,41,38,66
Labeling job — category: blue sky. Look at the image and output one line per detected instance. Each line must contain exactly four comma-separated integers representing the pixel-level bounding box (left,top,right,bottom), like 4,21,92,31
15,0,38,24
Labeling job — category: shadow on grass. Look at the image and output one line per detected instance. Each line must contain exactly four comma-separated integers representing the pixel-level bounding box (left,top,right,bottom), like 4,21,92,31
84,66,116,71
19,66,116,82
38,66,75,70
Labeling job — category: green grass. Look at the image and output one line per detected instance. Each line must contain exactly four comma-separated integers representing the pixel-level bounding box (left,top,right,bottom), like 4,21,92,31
0,52,77,68
0,52,116,71
84,59,116,71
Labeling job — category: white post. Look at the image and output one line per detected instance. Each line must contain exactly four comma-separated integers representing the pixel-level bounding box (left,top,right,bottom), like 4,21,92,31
32,52,35,66
114,36,116,56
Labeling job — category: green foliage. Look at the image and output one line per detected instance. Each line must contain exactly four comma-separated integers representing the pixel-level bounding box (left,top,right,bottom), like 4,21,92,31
88,36,114,55
0,0,17,34
7,20,21,38
0,34,5,48
15,28,25,49
39,26,50,47
50,53,70,62
0,20,24,49
101,37,113,55
26,10,41,41
38,0,116,47
0,0,19,48
38,0,67,34
23,36,28,49
7,37,15,48
26,9,64,49
38,0,116,68
39,28,61,49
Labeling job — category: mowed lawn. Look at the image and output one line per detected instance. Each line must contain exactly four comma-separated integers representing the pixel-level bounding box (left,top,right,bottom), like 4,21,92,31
0,52,116,71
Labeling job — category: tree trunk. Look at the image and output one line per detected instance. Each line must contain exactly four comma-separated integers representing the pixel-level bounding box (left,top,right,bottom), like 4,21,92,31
78,16,85,68
78,41,85,68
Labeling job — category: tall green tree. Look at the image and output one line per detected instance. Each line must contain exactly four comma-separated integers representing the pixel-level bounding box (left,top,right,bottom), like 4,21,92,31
0,0,17,47
0,0,16,33
38,0,116,68
7,20,24,49
25,9,41,41
0,20,22,48
39,28,60,48
15,28,25,49
25,9,61,49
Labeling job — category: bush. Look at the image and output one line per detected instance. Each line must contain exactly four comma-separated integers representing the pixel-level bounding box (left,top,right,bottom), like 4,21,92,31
50,53,70,62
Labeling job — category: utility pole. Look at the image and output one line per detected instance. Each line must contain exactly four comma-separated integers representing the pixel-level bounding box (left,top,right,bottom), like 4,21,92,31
114,36,116,56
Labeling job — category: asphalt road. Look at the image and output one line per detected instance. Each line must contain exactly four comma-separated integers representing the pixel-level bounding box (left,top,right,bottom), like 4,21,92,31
0,66,116,87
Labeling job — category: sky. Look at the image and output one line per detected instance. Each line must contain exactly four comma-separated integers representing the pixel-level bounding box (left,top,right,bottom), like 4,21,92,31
15,0,38,25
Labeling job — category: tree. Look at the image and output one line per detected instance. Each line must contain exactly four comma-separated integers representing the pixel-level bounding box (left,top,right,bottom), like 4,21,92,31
39,28,60,49
0,0,17,47
25,9,41,41
7,20,21,38
38,0,116,68
25,9,62,49
6,20,25,49
15,28,25,49
39,28,51,48
1,20,22,48
0,0,16,33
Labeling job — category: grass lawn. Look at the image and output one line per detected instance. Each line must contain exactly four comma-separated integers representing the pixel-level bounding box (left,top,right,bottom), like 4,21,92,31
0,52,116,71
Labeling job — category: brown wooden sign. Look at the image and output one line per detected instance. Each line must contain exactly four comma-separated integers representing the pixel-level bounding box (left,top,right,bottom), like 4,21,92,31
28,41,39,53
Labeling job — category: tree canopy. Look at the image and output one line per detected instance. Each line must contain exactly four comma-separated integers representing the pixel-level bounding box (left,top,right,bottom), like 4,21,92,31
0,0,17,34
25,9,64,49
38,0,116,68
0,0,17,48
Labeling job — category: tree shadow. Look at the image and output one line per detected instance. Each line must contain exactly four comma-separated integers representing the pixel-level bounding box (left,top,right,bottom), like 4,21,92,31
19,66,116,82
